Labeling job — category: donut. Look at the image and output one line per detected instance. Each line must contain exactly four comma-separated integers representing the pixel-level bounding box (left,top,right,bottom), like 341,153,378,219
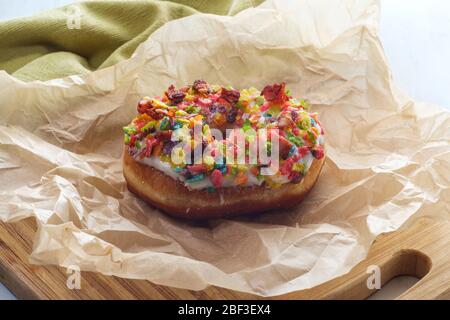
123,80,326,219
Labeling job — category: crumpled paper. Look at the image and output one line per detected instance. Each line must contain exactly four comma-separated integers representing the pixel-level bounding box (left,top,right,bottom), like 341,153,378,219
0,0,449,296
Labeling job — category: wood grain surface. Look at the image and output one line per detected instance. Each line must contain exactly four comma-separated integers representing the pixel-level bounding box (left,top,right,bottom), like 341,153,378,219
0,217,448,300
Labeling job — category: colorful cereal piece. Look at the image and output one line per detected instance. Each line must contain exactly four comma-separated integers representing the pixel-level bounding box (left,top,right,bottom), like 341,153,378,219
210,169,223,188
186,174,205,183
187,164,207,174
234,172,248,185
312,146,325,159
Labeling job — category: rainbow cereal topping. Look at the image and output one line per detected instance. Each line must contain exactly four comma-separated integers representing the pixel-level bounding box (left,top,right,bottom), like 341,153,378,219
124,81,325,190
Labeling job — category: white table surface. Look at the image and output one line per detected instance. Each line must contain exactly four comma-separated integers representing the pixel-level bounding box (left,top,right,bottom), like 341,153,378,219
0,0,448,300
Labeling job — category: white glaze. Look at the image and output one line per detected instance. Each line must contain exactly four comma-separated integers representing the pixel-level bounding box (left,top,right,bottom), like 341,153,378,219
136,141,319,191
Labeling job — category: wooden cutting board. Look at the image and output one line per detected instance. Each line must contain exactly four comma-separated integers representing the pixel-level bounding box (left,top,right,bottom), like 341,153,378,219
0,217,448,300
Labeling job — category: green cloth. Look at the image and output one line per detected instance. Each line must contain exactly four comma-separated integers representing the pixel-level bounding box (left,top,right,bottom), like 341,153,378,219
0,0,264,82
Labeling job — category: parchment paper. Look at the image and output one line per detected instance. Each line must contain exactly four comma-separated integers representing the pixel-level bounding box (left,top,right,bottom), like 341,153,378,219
0,0,449,296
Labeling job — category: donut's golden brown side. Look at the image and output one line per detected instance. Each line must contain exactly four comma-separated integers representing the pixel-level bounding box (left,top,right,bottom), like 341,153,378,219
123,150,326,220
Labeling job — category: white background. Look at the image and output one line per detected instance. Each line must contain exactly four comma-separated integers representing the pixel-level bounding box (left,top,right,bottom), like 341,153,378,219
0,0,449,299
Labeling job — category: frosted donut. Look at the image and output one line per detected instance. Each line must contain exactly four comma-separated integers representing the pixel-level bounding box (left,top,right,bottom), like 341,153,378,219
123,80,326,219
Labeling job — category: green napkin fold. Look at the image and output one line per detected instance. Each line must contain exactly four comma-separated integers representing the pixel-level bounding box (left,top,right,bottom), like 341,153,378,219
0,0,264,81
